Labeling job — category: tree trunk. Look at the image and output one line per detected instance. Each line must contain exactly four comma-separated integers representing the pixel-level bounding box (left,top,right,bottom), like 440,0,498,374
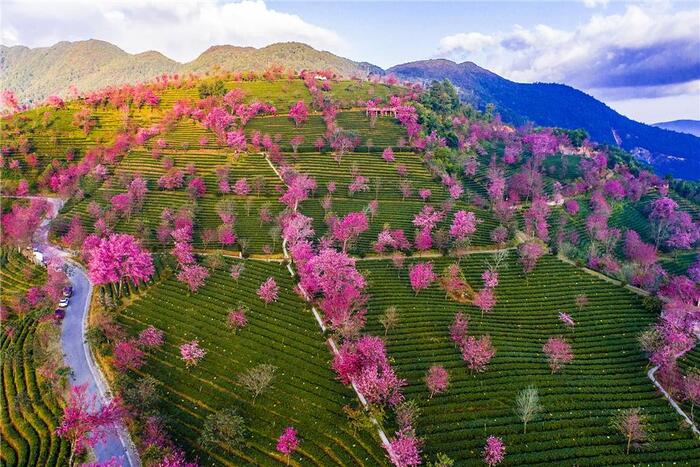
523,421,527,434
626,434,632,455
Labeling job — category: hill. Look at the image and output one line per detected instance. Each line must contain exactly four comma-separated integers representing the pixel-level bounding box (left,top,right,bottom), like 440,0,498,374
653,119,700,137
0,40,381,105
389,59,700,180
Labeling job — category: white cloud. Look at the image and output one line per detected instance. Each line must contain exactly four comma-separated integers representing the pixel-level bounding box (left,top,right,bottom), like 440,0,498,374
582,0,609,8
436,3,700,95
1,0,344,62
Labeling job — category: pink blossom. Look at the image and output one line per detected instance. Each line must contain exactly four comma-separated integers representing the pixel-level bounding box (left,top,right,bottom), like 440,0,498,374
460,335,496,372
543,337,573,373
177,264,209,292
409,262,436,294
482,270,499,289
179,340,206,368
257,277,279,304
382,147,395,163
558,312,575,328
483,436,506,466
425,365,449,398
276,426,299,456
138,326,165,348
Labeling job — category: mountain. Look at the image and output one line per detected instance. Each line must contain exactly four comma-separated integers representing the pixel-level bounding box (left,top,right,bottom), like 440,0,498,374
0,40,381,105
389,59,700,180
653,120,700,137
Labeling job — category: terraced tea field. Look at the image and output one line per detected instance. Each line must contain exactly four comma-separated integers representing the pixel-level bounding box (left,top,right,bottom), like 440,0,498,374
360,254,700,464
0,249,71,466
117,257,387,466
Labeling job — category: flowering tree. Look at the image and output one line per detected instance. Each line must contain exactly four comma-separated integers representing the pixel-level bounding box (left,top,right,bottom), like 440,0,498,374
518,241,545,274
177,264,209,293
138,326,165,348
542,337,573,373
85,234,154,298
386,432,422,467
227,307,248,332
331,211,369,252
460,335,496,372
56,384,125,465
611,408,649,454
683,373,700,422
112,340,145,373
558,312,576,329
473,288,496,317
425,365,449,398
289,101,309,127
449,210,478,247
180,340,206,368
482,436,506,466
409,262,436,295
332,335,405,406
257,277,279,304
276,426,299,464
382,147,395,163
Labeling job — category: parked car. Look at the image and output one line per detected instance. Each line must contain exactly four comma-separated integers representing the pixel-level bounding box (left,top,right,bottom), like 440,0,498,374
63,286,73,297
54,308,65,321
58,298,69,308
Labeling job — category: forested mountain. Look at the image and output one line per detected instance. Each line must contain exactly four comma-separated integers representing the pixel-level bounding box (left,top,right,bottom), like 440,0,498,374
653,120,700,137
0,40,380,105
389,59,700,179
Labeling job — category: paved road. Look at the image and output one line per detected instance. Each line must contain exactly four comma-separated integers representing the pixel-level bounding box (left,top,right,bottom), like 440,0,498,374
33,198,139,466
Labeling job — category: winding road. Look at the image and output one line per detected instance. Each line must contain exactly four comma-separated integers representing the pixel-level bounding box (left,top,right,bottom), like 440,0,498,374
33,197,140,467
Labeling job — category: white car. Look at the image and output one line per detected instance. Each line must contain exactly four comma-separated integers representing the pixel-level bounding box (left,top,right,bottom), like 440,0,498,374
58,298,69,308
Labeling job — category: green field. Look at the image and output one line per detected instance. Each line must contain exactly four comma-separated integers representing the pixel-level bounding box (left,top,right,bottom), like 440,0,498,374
116,257,387,466
360,254,700,465
0,249,71,466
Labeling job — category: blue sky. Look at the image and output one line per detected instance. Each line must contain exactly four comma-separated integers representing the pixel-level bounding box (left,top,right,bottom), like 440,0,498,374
2,0,699,123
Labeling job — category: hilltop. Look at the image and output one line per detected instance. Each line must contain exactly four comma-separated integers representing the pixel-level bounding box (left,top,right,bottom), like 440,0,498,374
0,39,381,105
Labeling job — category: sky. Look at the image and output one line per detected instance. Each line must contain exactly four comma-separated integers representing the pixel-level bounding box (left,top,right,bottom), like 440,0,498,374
2,0,699,124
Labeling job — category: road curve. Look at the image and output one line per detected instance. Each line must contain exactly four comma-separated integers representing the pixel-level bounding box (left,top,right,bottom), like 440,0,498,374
32,197,140,467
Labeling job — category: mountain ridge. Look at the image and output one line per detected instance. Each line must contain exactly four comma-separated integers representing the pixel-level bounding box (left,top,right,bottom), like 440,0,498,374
389,59,700,179
0,39,381,105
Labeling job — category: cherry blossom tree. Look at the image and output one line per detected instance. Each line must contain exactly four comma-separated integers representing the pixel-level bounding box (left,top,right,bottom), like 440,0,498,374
382,147,395,163
179,340,206,368
386,432,422,467
425,365,449,398
460,335,496,372
177,264,209,293
84,234,154,298
257,277,279,304
112,340,145,372
289,101,309,127
611,408,649,454
276,426,299,465
332,335,405,406
482,436,505,466
56,384,125,465
473,288,496,318
449,210,478,247
558,312,576,329
542,337,573,373
518,241,545,274
409,262,436,295
227,307,248,332
331,211,369,252
138,326,165,348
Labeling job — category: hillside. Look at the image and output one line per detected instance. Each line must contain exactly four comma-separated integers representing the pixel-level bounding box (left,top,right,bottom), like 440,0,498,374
2,72,699,466
654,119,700,137
389,59,700,179
0,40,381,105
